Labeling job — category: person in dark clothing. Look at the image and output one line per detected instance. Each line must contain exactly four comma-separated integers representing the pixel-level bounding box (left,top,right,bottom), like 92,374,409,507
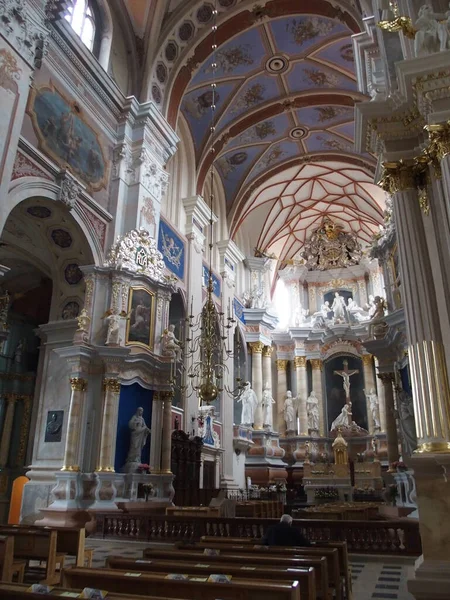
261,514,311,546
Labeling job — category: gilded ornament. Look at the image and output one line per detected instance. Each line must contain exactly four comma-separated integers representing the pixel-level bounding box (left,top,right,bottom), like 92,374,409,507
361,354,373,367
70,377,87,392
276,359,289,371
302,217,362,271
294,356,307,368
262,345,273,357
103,378,121,393
310,359,323,371
249,341,264,354
377,372,395,383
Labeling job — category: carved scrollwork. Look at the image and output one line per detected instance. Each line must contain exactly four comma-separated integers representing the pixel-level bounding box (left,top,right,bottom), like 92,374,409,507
301,217,362,271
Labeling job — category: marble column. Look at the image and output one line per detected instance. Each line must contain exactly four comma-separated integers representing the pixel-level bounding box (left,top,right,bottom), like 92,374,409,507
161,392,173,474
96,378,121,472
262,346,273,428
0,395,16,467
61,378,87,472
310,359,325,436
149,393,163,473
362,354,377,433
374,357,387,432
382,162,450,452
294,357,308,435
378,372,399,470
250,342,264,430
276,359,288,435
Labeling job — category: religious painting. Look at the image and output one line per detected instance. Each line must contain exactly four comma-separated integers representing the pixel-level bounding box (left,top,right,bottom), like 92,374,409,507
324,355,367,432
202,263,221,298
126,287,155,350
44,410,63,443
158,219,185,281
28,84,107,191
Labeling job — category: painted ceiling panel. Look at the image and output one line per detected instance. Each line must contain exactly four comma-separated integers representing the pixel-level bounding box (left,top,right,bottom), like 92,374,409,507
287,61,357,94
268,16,350,55
310,38,356,74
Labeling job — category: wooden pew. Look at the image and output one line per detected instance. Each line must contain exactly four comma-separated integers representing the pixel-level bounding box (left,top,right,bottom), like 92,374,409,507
200,535,351,600
106,555,317,600
62,566,301,600
0,526,63,585
0,581,189,599
143,547,329,599
182,540,342,600
0,536,25,584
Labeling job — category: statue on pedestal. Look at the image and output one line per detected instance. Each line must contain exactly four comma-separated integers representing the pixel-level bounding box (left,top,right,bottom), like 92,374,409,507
331,292,347,323
365,388,381,430
105,312,122,345
262,382,275,429
161,324,182,360
284,391,297,432
237,381,257,426
414,5,443,57
122,407,151,472
397,388,418,457
306,391,320,431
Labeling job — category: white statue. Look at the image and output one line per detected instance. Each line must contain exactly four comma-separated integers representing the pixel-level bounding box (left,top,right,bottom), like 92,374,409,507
371,296,387,321
331,403,351,431
306,391,320,431
397,388,418,457
76,308,90,332
365,388,381,430
123,407,150,471
439,3,450,50
161,324,182,360
314,301,330,320
105,312,122,345
262,381,275,428
414,5,442,57
331,292,347,323
347,298,369,322
293,307,309,326
237,381,257,426
284,391,297,431
366,294,376,318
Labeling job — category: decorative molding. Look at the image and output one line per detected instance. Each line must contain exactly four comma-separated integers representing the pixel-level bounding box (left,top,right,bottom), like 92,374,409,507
80,206,107,250
11,150,53,181
57,170,83,209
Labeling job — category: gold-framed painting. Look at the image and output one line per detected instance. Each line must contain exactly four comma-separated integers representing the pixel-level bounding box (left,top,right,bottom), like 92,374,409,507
125,287,155,350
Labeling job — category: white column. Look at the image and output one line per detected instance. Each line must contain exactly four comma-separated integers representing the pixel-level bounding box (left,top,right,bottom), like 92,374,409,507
378,372,399,470
262,346,273,427
149,394,163,473
96,378,121,472
374,357,387,432
362,354,377,433
61,377,87,472
250,342,264,429
276,360,288,435
294,357,308,435
310,359,325,436
161,392,173,474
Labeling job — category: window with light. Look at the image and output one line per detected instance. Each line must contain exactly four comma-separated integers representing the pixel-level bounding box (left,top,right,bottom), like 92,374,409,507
65,0,96,51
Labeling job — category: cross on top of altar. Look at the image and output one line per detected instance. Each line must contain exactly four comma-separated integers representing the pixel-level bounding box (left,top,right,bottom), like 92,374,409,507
333,359,359,426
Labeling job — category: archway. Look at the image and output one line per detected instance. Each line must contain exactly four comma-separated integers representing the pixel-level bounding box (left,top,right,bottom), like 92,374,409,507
0,196,95,521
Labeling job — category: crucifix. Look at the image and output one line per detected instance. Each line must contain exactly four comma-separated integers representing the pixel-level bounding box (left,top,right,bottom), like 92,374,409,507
334,359,359,426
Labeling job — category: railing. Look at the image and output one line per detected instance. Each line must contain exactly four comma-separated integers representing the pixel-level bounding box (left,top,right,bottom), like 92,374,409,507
92,513,422,556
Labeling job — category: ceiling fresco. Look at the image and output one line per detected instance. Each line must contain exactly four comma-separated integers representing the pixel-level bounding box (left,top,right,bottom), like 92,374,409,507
164,3,384,264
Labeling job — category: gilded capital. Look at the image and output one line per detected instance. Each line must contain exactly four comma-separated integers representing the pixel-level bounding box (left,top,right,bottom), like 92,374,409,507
160,390,174,402
361,354,373,367
377,372,395,383
426,122,450,161
294,356,307,369
262,345,273,357
378,161,416,194
70,377,87,392
249,341,264,354
310,359,323,371
103,378,121,393
276,359,289,372
4,393,17,404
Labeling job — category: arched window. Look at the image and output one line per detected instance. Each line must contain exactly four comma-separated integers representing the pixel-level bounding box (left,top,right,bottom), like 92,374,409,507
64,0,96,51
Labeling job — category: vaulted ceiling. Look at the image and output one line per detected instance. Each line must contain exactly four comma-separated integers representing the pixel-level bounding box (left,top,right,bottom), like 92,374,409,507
146,1,385,264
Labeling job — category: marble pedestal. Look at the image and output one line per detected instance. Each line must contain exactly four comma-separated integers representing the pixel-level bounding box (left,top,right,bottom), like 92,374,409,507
303,463,353,504
245,431,287,486
393,469,417,516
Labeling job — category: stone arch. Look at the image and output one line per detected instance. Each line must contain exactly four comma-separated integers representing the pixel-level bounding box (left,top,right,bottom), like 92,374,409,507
7,178,104,267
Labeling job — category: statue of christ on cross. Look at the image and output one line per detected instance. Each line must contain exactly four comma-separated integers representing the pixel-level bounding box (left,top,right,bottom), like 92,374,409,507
334,359,359,426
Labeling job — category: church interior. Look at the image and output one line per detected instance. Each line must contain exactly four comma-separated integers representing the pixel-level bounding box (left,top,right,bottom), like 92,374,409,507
0,0,449,598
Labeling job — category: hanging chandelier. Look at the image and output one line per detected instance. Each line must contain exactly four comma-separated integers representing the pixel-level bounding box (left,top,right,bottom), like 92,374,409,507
167,2,244,407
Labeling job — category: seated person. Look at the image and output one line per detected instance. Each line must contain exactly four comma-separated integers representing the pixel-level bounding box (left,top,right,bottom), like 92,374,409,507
262,514,311,547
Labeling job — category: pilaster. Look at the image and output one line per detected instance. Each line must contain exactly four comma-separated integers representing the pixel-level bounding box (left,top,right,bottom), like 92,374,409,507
294,356,308,435
310,359,325,436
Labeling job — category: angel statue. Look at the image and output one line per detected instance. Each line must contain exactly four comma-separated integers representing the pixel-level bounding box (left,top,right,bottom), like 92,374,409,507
105,312,122,345
161,324,182,360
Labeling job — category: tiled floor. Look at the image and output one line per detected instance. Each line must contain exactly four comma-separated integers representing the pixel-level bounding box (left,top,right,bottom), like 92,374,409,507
83,539,416,600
